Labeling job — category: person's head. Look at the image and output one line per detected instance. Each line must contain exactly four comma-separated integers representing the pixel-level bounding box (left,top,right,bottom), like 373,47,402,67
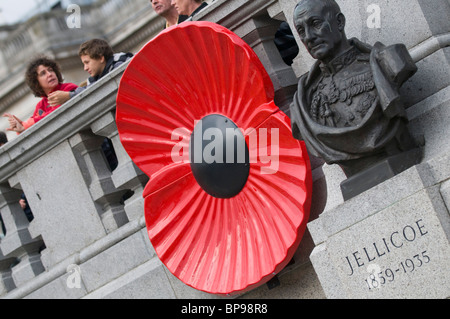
293,0,348,63
0,131,7,146
78,39,114,77
25,56,63,97
151,0,176,17
171,0,202,16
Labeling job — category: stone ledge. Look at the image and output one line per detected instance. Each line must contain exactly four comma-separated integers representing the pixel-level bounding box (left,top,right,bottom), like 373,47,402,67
82,257,175,299
2,215,146,299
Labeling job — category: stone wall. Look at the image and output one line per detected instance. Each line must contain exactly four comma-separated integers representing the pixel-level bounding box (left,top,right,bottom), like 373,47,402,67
0,0,449,299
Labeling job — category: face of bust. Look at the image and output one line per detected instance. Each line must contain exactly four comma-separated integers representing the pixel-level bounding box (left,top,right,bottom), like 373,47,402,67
294,0,345,62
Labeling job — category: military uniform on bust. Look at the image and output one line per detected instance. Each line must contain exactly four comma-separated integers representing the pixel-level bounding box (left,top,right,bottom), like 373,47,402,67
290,0,422,199
291,38,419,178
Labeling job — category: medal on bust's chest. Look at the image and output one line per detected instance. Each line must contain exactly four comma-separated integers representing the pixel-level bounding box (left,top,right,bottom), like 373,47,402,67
309,47,378,128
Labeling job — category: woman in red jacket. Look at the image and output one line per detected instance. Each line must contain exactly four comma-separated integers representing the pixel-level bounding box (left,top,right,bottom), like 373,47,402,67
3,56,78,133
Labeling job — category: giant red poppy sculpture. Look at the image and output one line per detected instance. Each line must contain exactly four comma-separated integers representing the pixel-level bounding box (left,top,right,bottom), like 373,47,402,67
116,21,312,295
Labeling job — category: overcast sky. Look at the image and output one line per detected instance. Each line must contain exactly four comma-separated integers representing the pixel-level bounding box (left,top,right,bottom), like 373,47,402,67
0,0,59,25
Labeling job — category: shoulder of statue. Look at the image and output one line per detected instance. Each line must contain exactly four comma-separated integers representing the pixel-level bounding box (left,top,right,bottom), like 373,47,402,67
299,71,309,82
299,60,322,87
349,38,374,54
371,41,418,86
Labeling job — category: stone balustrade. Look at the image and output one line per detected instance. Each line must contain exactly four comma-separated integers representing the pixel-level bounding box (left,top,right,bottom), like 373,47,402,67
0,0,449,299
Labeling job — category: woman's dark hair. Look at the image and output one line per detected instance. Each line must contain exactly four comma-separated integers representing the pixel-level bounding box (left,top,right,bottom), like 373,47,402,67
25,56,63,97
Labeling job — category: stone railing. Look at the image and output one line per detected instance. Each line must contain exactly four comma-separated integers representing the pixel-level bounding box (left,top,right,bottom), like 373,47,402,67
0,0,449,299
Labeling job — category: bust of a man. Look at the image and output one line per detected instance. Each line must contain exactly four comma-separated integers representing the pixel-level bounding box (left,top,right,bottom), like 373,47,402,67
290,0,421,199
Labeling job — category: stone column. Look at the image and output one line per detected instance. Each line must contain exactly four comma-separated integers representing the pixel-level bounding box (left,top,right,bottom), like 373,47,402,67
14,141,107,268
238,12,298,113
91,111,149,222
0,251,16,296
69,130,129,233
0,183,44,288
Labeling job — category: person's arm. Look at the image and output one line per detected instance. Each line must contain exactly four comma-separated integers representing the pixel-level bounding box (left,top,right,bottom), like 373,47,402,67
69,86,87,98
3,113,26,133
48,91,71,107
47,83,81,107
22,117,35,130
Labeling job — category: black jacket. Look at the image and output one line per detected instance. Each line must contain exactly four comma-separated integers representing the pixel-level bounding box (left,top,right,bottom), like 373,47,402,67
70,52,133,98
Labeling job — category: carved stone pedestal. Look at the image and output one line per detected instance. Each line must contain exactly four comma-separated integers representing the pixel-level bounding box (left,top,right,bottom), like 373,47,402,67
308,156,450,298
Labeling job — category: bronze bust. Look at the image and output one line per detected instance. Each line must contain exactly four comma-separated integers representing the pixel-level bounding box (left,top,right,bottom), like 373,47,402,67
290,0,422,199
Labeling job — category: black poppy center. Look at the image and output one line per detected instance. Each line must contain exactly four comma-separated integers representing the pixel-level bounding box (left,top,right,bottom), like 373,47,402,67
189,114,250,198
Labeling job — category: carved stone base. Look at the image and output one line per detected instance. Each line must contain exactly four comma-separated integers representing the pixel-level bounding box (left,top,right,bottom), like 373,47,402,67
340,148,422,201
308,157,450,299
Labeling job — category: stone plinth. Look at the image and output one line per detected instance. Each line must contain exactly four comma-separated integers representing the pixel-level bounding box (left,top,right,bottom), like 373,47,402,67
308,157,450,299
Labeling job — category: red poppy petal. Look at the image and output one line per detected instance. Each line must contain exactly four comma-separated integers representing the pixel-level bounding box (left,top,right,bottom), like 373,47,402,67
237,100,280,135
116,22,275,178
143,111,311,295
246,109,312,194
142,161,192,198
145,174,204,262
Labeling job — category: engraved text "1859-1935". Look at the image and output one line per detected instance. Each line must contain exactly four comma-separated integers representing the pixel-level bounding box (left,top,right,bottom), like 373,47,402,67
344,219,428,276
